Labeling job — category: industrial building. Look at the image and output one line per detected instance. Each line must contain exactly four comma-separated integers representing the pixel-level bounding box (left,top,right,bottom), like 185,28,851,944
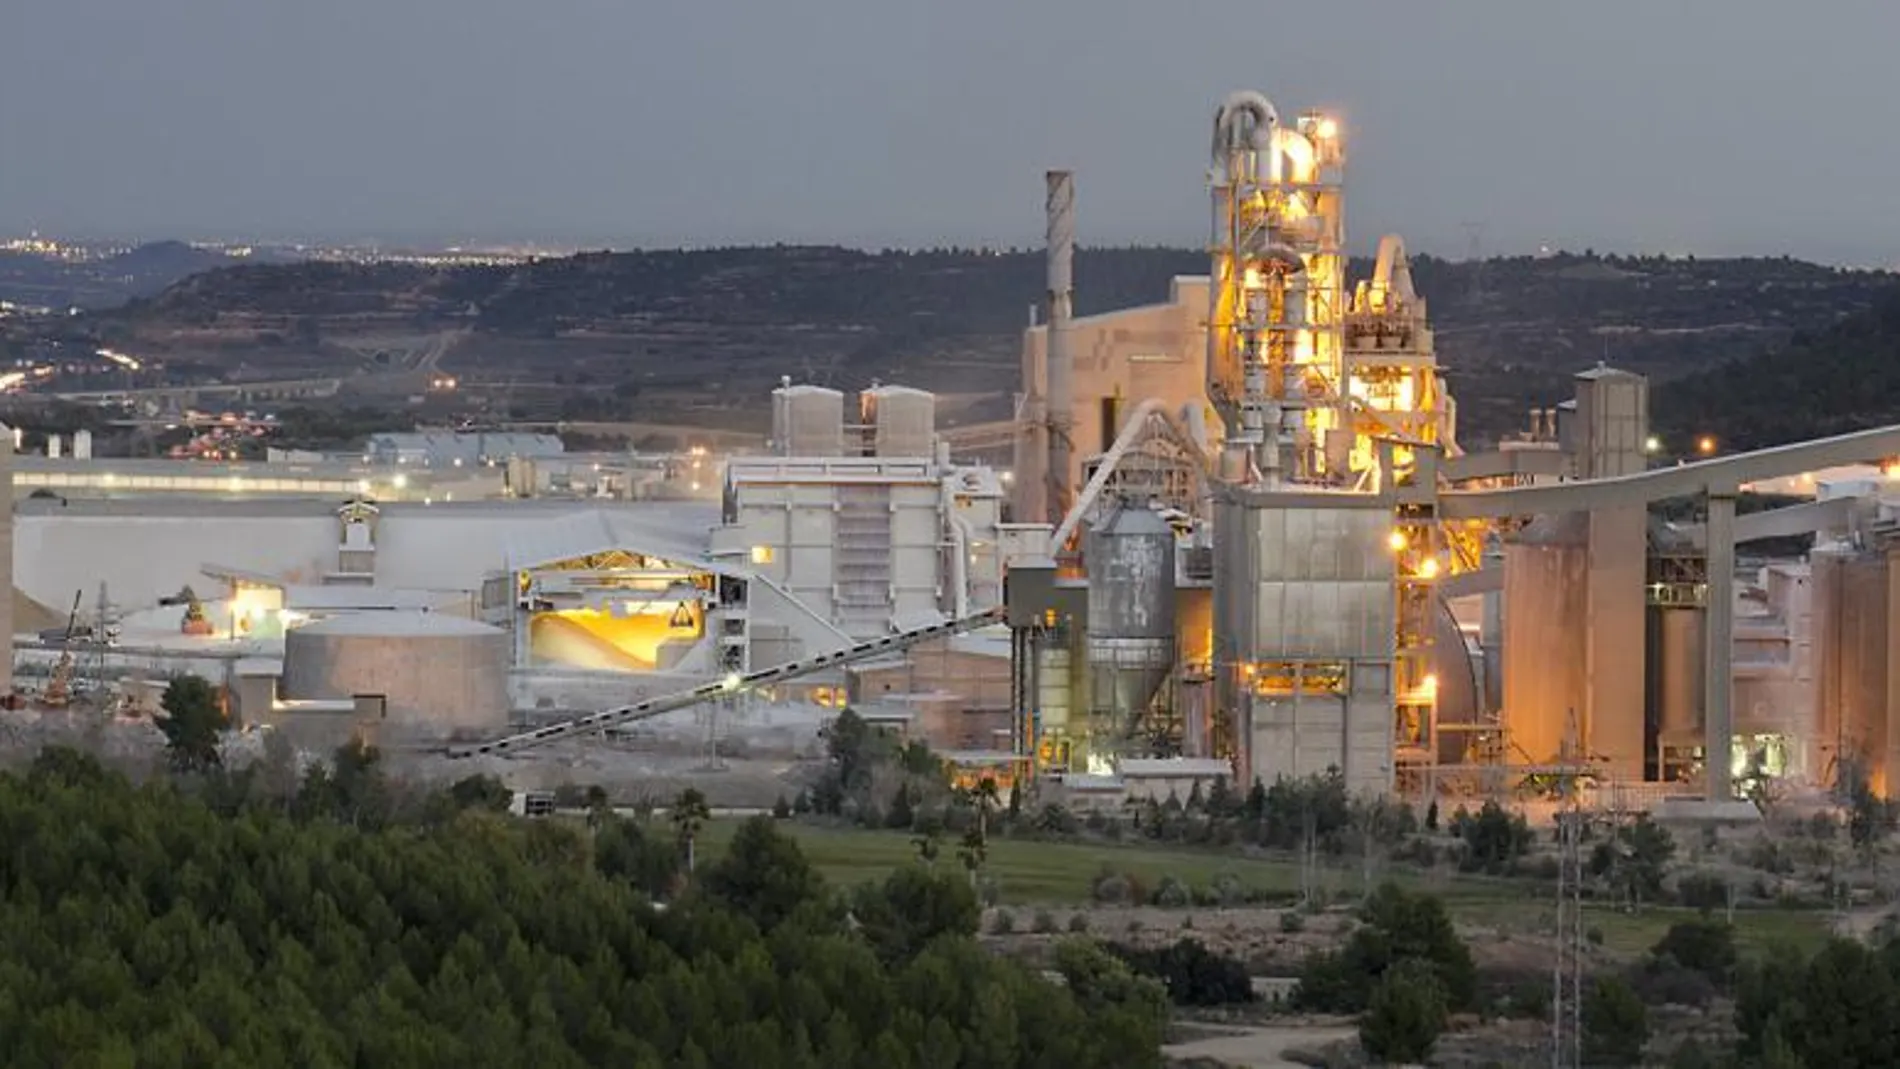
12,88,1900,817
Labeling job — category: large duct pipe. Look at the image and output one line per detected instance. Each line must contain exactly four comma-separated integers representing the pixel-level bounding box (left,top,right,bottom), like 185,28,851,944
1046,170,1077,524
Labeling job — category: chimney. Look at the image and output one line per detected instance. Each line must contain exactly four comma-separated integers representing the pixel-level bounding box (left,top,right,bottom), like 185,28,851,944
1045,170,1076,523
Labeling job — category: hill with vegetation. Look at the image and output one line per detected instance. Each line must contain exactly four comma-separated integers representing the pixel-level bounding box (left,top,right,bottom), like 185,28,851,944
1656,287,1900,450
68,246,1900,443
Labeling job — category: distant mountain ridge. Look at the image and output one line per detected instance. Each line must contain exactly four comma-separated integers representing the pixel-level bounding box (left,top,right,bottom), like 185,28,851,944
55,246,1900,444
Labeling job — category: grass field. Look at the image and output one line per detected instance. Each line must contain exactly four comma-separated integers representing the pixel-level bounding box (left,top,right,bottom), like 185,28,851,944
694,819,1836,955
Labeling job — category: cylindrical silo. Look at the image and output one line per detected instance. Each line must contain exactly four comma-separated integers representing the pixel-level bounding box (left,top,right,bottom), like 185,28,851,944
1500,513,1589,764
771,384,845,457
1655,608,1705,747
283,612,510,741
1086,505,1176,744
860,385,936,458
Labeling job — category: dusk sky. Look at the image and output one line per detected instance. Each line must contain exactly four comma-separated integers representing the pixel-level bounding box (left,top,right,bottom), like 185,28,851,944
5,1,1900,262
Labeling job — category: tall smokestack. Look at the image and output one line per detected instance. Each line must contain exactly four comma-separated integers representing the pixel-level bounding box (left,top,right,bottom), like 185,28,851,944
1045,170,1076,524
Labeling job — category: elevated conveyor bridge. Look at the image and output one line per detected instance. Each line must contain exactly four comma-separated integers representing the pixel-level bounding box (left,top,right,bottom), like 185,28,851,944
450,607,1006,759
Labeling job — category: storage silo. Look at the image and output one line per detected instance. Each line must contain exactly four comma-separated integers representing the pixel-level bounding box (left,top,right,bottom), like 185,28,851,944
1652,607,1705,770
1500,512,1590,765
860,385,936,458
771,383,845,457
282,612,511,741
1085,505,1176,758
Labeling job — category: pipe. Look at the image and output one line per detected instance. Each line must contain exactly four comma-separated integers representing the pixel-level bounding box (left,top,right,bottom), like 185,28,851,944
948,515,972,619
1045,170,1077,524
1212,91,1278,161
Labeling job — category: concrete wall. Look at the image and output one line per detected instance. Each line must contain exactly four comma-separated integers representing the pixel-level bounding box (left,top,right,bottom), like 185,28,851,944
282,628,510,741
1016,277,1212,516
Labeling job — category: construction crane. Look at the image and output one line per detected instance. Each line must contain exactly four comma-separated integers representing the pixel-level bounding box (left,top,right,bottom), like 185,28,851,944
451,607,1006,759
39,591,84,708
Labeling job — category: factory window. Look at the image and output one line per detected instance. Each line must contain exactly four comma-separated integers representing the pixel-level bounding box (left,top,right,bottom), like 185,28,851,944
750,545,775,565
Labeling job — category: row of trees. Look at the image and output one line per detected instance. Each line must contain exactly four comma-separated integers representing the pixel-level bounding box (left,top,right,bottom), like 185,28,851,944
0,743,1171,1068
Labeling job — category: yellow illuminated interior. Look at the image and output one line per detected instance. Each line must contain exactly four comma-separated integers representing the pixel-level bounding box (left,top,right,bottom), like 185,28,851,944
529,604,702,671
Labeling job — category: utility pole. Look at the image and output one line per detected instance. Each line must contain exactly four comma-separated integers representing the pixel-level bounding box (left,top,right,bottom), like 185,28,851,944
1551,707,1586,1069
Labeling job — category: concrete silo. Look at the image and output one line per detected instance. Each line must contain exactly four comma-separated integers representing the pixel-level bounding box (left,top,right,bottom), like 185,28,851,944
282,612,511,741
771,383,845,457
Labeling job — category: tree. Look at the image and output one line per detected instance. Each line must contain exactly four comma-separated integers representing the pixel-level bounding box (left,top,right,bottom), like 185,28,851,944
885,783,915,830
158,675,224,772
700,816,824,932
671,788,711,874
912,822,943,870
852,865,979,964
1296,883,1476,1014
956,825,988,890
1651,919,1737,984
1451,800,1532,874
448,774,513,813
1359,958,1447,1065
1590,815,1676,908
1582,975,1649,1066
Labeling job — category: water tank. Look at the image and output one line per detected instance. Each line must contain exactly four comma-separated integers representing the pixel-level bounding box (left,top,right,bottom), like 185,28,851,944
772,384,845,457
860,385,936,458
72,429,92,460
1655,607,1704,744
282,612,510,741
1086,505,1176,730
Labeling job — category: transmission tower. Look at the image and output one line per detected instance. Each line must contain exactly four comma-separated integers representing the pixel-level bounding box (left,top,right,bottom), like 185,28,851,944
1550,707,1587,1069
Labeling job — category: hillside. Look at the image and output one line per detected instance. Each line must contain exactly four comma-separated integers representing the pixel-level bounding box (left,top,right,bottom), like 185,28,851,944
1656,287,1900,450
76,247,1900,443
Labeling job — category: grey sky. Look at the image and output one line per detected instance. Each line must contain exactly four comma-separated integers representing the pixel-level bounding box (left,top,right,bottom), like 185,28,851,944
5,0,1899,262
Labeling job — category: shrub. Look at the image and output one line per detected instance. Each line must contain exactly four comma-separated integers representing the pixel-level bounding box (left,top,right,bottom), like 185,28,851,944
1152,875,1191,909
1108,938,1256,1007
1068,912,1091,933
1295,883,1476,1014
1033,909,1059,934
1676,871,1731,913
1279,911,1306,934
1582,975,1649,1066
1359,959,1447,1065
989,909,1015,935
1651,919,1737,984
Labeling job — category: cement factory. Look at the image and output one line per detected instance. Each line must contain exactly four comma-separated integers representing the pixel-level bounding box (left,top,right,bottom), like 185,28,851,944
10,89,1900,814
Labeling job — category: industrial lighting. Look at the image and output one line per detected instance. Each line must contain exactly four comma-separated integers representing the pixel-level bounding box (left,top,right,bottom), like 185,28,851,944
392,473,409,489
1386,530,1408,552
1418,558,1440,580
1644,436,1661,454
1316,117,1339,141
1696,436,1717,456
722,672,742,692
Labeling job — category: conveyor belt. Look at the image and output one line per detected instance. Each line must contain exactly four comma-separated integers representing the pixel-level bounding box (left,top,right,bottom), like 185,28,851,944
450,606,1005,758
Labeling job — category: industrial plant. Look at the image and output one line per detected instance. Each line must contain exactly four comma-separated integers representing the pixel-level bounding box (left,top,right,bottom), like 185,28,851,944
10,89,1900,817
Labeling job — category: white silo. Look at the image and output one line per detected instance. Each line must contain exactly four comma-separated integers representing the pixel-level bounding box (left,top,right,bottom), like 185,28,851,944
772,382,845,457
860,385,936,458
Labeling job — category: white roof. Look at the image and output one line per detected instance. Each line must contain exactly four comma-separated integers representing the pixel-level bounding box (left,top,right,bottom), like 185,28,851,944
503,505,722,572
283,585,456,611
292,612,501,638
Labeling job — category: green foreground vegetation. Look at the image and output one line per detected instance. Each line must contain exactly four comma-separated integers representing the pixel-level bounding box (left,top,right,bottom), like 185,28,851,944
695,819,1833,956
0,743,1169,1069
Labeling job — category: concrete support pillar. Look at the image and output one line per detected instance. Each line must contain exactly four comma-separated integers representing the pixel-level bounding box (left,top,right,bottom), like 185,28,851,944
1704,487,1737,800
